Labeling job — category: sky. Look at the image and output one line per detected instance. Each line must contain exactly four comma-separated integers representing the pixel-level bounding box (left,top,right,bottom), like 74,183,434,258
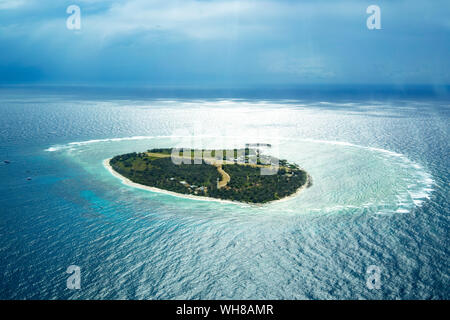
0,0,449,87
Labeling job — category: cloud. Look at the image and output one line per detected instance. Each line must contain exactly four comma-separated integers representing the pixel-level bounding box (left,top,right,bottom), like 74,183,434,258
0,0,449,85
0,0,27,10
82,0,277,40
265,55,336,79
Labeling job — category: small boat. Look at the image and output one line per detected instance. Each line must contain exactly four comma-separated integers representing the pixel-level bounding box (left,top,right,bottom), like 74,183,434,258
26,177,32,181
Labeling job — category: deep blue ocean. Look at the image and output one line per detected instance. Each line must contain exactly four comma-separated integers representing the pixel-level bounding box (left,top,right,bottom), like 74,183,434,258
0,87,448,299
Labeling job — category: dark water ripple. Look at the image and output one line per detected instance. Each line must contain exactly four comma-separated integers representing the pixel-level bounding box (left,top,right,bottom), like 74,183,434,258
0,91,448,299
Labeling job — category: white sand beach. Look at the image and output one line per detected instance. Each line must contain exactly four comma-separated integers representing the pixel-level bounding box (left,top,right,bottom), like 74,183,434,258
103,158,308,205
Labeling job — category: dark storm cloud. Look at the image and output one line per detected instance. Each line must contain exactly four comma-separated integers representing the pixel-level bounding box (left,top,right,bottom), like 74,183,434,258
0,0,449,85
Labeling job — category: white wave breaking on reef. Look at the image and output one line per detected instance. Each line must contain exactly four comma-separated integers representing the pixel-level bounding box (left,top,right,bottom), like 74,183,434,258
45,135,435,214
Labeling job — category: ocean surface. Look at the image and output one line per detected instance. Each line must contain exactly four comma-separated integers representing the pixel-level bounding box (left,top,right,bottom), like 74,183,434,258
0,87,448,299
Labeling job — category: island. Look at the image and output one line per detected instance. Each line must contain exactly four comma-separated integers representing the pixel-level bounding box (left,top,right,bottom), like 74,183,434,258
106,148,311,204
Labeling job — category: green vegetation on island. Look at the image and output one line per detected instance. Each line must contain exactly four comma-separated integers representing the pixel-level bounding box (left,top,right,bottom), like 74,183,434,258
109,148,310,204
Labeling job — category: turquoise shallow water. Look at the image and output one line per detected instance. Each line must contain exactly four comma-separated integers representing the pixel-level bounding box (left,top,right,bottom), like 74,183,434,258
0,92,448,299
48,136,433,216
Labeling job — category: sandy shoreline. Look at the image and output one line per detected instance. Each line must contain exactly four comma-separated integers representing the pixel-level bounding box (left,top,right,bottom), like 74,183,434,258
103,158,309,205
